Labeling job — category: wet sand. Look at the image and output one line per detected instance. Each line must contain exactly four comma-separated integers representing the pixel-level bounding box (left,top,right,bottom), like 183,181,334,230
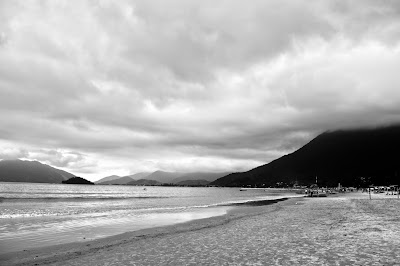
2,192,400,265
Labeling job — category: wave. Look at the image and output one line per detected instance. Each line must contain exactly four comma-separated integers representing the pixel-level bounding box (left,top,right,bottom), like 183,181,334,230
0,191,132,195
224,197,288,206
0,196,170,201
0,196,296,220
210,194,304,208
142,196,293,211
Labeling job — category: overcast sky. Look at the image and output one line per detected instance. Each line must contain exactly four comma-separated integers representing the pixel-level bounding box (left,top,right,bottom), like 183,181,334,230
1,0,400,181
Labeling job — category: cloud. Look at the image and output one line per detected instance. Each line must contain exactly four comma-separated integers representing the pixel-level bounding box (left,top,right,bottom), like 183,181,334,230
0,142,98,175
0,147,29,160
28,149,85,167
1,0,400,180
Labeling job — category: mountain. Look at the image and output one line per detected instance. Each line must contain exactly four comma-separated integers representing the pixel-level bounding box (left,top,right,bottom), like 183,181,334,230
97,176,134,185
95,172,151,185
211,125,400,188
142,171,230,184
127,179,162,186
125,172,151,180
176,179,210,186
94,175,121,184
144,171,184,183
171,172,230,184
62,176,94,185
0,159,75,183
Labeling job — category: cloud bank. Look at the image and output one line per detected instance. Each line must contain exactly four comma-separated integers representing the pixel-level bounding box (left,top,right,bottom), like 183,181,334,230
1,0,400,180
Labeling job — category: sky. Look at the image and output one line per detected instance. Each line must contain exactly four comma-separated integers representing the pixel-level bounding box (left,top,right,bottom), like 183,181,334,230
1,0,400,181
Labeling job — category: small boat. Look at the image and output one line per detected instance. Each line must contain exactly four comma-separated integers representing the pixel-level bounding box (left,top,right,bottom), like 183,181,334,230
239,188,247,191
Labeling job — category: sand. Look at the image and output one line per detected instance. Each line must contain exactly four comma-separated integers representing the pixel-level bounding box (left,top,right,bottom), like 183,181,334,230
1,192,400,266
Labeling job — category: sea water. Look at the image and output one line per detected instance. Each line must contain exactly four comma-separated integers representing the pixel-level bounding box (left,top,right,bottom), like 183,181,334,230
0,182,298,254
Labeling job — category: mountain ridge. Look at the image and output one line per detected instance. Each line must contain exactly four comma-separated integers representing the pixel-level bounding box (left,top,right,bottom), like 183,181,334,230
211,125,400,187
127,179,162,186
144,171,185,183
171,172,230,183
94,175,121,184
0,159,75,183
97,176,135,185
96,171,230,185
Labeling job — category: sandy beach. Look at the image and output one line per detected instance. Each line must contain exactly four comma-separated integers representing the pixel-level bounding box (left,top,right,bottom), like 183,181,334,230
1,192,400,266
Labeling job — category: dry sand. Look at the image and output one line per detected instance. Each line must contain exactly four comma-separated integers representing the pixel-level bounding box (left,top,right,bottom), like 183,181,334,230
1,192,400,266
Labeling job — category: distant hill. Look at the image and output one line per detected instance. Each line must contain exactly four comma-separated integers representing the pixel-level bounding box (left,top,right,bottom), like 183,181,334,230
144,171,184,183
95,172,152,185
62,176,94,185
142,171,230,184
0,159,74,183
97,176,134,185
91,171,226,186
125,172,151,180
171,172,230,184
176,179,210,186
211,125,400,188
94,175,121,184
127,179,162,186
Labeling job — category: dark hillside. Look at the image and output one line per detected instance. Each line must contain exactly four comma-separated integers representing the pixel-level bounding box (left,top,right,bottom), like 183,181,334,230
211,125,400,187
62,176,94,185
0,159,74,183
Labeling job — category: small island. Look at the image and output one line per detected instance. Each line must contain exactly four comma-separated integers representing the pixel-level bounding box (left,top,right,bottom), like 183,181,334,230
62,176,94,185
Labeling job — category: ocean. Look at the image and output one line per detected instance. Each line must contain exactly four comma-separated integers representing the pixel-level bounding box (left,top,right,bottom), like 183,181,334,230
0,182,299,254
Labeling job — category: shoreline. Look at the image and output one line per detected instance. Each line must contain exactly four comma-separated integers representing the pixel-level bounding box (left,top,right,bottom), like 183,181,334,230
2,192,400,265
0,197,292,266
